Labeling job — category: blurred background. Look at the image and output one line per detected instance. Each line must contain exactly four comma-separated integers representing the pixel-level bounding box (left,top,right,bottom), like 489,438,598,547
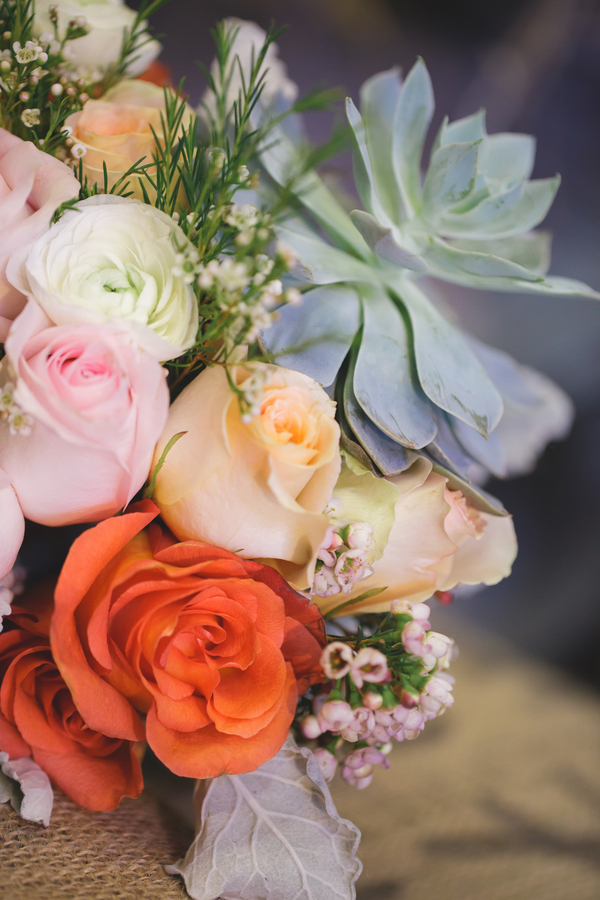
132,0,600,688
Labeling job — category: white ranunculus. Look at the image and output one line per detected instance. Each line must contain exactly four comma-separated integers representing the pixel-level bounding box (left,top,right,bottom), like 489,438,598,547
7,195,198,361
33,0,160,78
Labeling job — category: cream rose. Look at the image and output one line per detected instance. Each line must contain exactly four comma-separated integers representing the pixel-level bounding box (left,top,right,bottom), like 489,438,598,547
64,80,194,198
7,195,198,361
315,457,518,616
0,299,169,526
33,0,160,78
0,129,79,341
153,363,342,589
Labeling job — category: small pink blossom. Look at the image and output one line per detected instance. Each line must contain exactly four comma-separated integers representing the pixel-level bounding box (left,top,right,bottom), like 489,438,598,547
317,699,354,733
312,566,341,598
351,647,389,688
401,619,432,658
317,527,344,568
342,747,390,789
389,706,425,742
346,522,373,551
313,748,337,783
391,599,431,623
366,724,391,745
320,641,354,680
334,549,372,591
419,672,455,721
340,707,375,743
374,709,395,728
420,632,455,670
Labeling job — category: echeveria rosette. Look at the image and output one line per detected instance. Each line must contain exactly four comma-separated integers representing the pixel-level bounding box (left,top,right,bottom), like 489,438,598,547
259,59,589,511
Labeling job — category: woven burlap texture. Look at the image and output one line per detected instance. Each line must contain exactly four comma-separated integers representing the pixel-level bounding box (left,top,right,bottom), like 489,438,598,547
0,787,193,900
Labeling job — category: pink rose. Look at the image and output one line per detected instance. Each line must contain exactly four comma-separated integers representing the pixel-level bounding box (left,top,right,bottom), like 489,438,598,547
0,300,169,525
0,130,79,340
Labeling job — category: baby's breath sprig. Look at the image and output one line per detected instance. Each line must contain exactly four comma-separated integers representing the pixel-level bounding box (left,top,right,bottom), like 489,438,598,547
102,21,341,398
0,0,92,149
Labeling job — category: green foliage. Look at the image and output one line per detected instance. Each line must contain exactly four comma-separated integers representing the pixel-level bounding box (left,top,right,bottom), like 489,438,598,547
0,0,87,147
94,21,344,396
0,0,166,152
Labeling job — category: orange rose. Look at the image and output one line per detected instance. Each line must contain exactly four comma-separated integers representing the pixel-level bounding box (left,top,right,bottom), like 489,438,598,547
0,592,143,811
50,501,325,779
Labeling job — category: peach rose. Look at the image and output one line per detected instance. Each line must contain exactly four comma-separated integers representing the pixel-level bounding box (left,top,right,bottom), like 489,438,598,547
316,457,517,616
153,363,342,590
50,502,325,778
0,130,79,340
0,595,143,811
65,80,193,197
0,300,169,525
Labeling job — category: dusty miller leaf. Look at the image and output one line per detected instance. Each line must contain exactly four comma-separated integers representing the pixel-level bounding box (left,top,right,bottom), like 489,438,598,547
167,735,362,900
0,752,53,827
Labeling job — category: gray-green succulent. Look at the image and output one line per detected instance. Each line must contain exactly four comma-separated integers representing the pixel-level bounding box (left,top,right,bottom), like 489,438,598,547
259,60,593,513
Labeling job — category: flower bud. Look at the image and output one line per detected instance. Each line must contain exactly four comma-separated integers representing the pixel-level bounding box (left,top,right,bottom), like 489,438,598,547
313,748,337,783
362,691,383,710
300,715,322,740
399,687,419,708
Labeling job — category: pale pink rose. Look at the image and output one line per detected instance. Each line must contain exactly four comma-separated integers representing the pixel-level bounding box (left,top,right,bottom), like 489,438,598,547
0,130,79,340
0,469,25,580
0,300,169,525
316,457,517,615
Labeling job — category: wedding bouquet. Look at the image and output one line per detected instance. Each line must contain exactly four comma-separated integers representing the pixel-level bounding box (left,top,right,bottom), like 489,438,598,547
0,3,596,898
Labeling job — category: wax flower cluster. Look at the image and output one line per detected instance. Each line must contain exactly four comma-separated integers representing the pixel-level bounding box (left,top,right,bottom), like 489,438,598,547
312,519,375,599
297,599,456,789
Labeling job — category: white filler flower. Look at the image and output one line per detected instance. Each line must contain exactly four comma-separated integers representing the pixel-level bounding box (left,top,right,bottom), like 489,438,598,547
7,196,199,361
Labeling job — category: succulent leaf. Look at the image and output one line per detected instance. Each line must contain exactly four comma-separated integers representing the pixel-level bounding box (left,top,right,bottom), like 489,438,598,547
477,133,536,188
275,223,378,285
450,232,551,276
260,284,361,387
359,67,405,221
349,210,428,272
441,108,487,145
391,58,435,216
439,177,560,239
424,237,544,281
422,140,480,219
342,342,412,475
259,122,369,256
390,277,504,437
353,285,437,448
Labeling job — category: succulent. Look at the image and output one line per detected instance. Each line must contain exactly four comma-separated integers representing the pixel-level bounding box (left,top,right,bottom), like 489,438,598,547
259,60,593,512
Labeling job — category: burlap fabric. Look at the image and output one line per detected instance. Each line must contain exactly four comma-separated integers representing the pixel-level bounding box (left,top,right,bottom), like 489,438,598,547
0,788,192,900
1,613,599,900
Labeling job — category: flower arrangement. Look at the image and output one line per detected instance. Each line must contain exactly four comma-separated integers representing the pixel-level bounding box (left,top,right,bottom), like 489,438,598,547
0,2,595,898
